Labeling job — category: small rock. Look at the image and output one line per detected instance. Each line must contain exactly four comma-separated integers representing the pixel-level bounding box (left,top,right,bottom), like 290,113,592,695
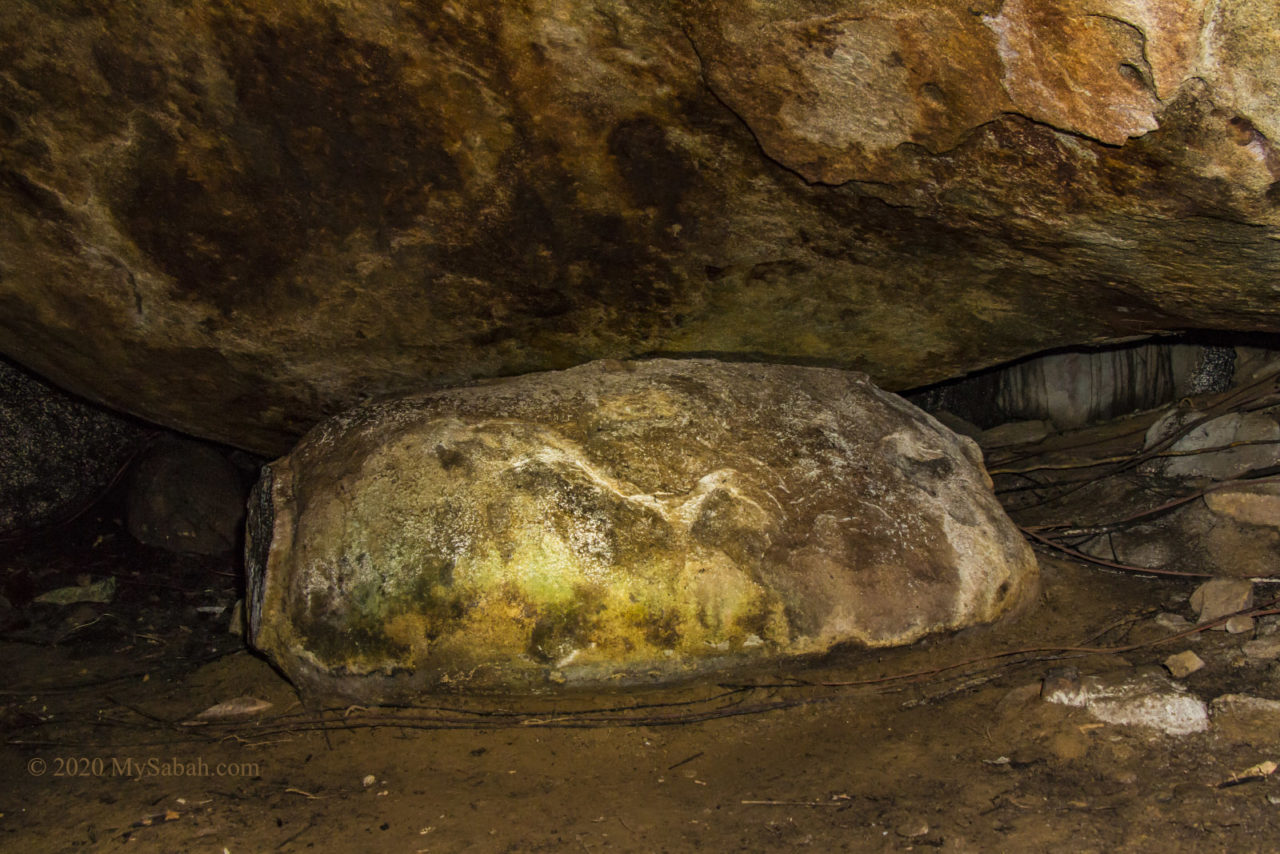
1155,612,1191,632
1080,504,1280,580
1225,615,1256,635
1041,667,1086,705
228,599,245,637
1190,579,1254,629
33,576,117,605
186,696,273,723
1090,694,1208,737
1243,636,1280,661
979,419,1051,449
895,819,930,838
1164,650,1205,678
1217,760,1278,788
1204,483,1280,528
1043,668,1208,736
1143,410,1280,480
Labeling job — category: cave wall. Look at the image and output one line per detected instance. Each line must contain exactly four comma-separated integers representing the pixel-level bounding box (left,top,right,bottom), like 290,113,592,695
2,0,1280,452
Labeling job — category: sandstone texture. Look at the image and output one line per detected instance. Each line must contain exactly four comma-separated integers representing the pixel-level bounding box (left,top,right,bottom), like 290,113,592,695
3,2,1280,452
246,359,1037,698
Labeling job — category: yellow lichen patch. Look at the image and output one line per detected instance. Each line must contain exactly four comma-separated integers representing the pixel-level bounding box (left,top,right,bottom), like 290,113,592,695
456,520,600,603
681,551,772,642
383,613,433,663
577,572,685,658
430,589,534,665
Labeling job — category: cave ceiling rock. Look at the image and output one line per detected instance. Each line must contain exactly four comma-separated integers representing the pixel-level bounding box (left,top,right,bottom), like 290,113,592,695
687,0,1268,184
0,0,1279,454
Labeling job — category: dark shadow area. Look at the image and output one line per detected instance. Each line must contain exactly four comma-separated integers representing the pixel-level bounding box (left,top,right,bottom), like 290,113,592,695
906,330,1280,430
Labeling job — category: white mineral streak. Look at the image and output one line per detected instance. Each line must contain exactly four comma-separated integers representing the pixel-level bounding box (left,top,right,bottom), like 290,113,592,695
672,470,769,526
1045,670,1210,735
510,445,666,515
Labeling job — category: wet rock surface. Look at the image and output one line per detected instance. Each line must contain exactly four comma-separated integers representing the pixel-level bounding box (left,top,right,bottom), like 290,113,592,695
4,1,1280,452
0,357,147,537
246,359,1037,699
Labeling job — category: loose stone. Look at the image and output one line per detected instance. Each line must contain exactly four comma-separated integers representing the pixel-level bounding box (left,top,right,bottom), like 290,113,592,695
1190,579,1255,629
1164,651,1205,679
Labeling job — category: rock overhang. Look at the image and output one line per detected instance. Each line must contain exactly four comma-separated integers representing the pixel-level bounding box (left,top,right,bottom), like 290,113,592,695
1,0,1280,453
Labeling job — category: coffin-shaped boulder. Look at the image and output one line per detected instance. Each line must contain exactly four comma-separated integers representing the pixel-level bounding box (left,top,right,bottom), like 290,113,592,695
246,359,1037,699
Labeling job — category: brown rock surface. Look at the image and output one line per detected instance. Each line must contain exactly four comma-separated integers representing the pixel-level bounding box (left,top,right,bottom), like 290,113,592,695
1078,494,1280,579
2,1,1280,452
1190,577,1255,624
1210,693,1280,746
1204,482,1280,528
246,359,1037,699
126,436,247,555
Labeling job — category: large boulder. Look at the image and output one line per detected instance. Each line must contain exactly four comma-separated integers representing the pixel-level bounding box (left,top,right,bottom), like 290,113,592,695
246,359,1037,699
3,1,1280,453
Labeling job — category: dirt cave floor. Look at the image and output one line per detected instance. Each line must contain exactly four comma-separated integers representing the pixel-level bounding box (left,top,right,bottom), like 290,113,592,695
2,456,1280,852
